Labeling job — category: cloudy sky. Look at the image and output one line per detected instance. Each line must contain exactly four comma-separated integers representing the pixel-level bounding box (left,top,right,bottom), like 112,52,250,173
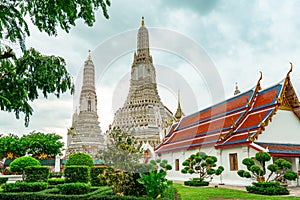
1,0,300,146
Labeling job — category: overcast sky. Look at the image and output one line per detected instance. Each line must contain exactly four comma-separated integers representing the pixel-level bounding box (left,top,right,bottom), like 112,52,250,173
1,0,300,146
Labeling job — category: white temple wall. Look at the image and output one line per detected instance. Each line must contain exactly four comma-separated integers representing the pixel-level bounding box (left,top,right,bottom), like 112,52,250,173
258,110,300,143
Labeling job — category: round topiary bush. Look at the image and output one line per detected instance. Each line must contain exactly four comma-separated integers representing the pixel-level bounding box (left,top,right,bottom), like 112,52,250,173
9,156,41,173
66,152,94,167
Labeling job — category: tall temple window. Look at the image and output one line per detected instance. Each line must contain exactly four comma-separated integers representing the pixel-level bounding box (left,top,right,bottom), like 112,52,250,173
175,159,180,171
88,100,92,112
229,153,238,171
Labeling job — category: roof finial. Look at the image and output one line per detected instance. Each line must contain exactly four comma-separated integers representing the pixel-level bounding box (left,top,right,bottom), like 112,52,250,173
287,62,293,77
88,50,91,60
174,90,184,121
259,71,262,81
256,71,263,90
234,82,241,95
141,16,145,26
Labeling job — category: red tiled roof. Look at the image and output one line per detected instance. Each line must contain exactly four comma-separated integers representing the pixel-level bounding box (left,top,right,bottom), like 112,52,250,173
254,142,300,157
252,85,281,110
165,112,242,145
157,133,220,153
217,132,250,147
156,78,296,154
177,91,252,130
237,109,272,131
218,85,282,147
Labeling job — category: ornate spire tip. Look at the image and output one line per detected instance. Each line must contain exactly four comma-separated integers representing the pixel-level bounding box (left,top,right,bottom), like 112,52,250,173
88,50,91,60
142,16,145,26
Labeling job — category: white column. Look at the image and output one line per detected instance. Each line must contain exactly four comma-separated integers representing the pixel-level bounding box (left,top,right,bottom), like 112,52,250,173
295,157,299,186
54,154,60,172
217,149,224,184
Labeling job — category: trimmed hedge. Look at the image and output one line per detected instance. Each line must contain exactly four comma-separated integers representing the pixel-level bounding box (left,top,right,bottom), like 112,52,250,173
246,181,289,195
184,180,209,186
0,177,8,184
64,166,90,183
0,187,111,200
9,156,41,173
252,181,280,188
0,185,177,200
2,181,48,192
90,166,108,186
66,152,94,167
50,172,63,178
56,183,90,195
25,166,50,182
48,178,65,185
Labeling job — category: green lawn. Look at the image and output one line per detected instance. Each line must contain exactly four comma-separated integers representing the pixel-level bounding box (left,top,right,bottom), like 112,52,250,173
173,183,300,200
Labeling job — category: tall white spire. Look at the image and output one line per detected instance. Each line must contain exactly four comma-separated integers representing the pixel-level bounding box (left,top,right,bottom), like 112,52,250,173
137,16,150,60
111,18,174,149
67,50,105,158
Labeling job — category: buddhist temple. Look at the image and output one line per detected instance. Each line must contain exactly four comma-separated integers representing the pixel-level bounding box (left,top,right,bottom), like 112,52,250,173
111,17,175,153
66,51,105,158
156,65,300,186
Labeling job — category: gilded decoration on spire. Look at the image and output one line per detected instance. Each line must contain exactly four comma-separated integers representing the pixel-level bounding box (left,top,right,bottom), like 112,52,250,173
287,62,293,77
174,91,184,121
88,50,91,60
142,16,145,26
234,82,241,95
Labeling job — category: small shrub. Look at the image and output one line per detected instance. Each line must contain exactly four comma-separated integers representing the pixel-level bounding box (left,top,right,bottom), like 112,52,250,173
2,181,48,192
238,152,297,184
9,156,41,173
246,181,289,195
56,182,90,195
0,177,8,184
181,152,224,182
103,168,146,197
184,180,209,186
90,166,108,186
66,152,94,167
252,181,280,188
64,166,90,183
49,171,63,178
25,166,50,182
138,159,172,198
48,178,65,185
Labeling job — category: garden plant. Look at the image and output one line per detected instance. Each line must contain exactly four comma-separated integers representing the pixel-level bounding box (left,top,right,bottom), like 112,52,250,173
138,159,173,199
181,151,224,186
237,152,298,195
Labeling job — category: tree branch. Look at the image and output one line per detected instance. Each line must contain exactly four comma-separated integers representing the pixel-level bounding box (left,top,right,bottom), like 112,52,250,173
0,50,14,60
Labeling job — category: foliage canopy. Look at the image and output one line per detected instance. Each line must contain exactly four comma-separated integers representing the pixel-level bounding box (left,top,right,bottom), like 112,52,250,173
66,152,94,167
0,0,111,125
98,129,143,172
9,156,41,172
181,151,224,182
238,152,298,183
0,132,64,159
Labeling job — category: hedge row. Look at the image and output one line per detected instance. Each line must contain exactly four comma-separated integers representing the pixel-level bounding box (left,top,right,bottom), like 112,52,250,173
49,172,63,178
2,181,48,192
90,166,108,186
0,186,177,200
56,183,90,195
64,166,90,183
184,180,209,186
246,181,289,195
48,178,65,185
0,186,112,200
25,166,50,182
0,177,8,184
